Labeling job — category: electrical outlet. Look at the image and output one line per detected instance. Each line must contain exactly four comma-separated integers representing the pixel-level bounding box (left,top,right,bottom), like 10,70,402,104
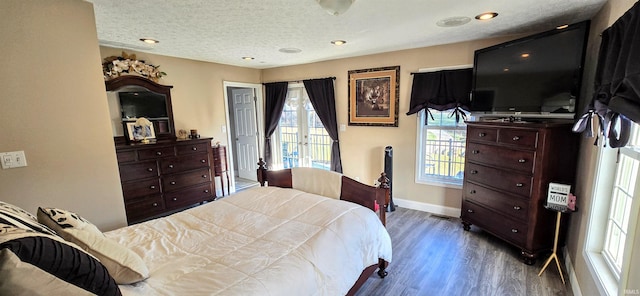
0,151,27,169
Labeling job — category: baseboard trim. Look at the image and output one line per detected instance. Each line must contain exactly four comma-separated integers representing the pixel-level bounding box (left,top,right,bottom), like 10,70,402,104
563,247,583,296
393,198,461,217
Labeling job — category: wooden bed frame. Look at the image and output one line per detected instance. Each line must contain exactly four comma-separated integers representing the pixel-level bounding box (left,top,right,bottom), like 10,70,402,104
256,159,390,295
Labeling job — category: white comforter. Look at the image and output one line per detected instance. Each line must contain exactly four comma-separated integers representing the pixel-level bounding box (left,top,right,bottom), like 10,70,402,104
106,186,392,296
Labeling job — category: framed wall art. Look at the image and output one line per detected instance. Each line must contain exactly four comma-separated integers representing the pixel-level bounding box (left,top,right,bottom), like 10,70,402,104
348,66,400,127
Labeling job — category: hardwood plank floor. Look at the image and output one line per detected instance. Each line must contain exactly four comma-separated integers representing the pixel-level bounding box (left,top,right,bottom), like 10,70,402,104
356,207,570,296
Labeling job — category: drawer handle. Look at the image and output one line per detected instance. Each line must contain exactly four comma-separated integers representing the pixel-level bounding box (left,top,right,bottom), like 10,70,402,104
192,147,198,151
511,228,519,233
202,174,208,178
478,132,486,137
150,185,156,189
204,189,210,193
512,136,520,141
156,151,162,156
518,159,526,163
172,197,178,201
516,183,524,187
152,202,158,207
201,159,206,163
513,206,521,210
471,150,480,154
147,168,154,172
467,209,474,213
469,190,476,194
170,181,176,185
470,170,478,174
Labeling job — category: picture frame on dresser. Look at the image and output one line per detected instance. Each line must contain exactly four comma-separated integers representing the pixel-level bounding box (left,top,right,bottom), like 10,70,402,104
124,121,156,142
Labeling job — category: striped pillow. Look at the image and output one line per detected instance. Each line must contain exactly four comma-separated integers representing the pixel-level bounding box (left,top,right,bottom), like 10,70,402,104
0,201,56,235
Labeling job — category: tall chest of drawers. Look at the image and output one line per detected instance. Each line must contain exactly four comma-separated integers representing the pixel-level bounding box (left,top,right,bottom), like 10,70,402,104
460,121,578,264
115,138,215,224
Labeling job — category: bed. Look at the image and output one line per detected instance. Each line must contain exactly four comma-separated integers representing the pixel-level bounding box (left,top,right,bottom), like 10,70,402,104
0,164,391,295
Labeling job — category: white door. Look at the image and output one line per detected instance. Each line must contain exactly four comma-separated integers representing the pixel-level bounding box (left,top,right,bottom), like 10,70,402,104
231,88,259,181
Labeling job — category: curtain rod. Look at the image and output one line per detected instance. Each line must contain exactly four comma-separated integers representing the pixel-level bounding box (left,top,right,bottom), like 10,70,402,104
410,65,473,75
262,76,336,85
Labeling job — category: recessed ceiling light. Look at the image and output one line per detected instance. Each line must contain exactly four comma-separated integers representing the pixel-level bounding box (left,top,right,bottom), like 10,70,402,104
139,38,159,44
331,40,347,45
279,48,302,53
475,12,498,20
242,56,255,60
556,24,569,30
521,53,530,58
436,16,471,27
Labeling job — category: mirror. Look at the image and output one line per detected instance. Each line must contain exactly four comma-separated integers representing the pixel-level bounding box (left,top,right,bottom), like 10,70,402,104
105,76,175,144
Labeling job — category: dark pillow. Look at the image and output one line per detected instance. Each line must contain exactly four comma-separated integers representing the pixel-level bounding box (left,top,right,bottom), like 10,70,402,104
0,223,122,296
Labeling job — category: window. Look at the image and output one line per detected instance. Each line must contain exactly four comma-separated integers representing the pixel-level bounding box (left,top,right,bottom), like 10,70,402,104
415,109,468,187
585,122,640,296
272,85,332,170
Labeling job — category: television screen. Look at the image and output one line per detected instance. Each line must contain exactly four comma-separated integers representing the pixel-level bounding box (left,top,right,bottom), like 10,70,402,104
119,91,168,119
470,21,589,117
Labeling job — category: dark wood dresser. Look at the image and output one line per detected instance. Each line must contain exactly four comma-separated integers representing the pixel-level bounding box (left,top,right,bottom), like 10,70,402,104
460,121,578,264
115,138,215,224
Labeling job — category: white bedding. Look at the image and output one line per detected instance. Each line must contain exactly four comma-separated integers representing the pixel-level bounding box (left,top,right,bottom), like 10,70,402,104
106,186,392,296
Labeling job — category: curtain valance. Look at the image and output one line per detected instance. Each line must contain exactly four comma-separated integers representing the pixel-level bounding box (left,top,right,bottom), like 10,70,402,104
406,68,472,123
573,2,640,147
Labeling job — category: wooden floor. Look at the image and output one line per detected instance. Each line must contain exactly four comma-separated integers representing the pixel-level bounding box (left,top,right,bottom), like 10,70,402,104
356,207,571,296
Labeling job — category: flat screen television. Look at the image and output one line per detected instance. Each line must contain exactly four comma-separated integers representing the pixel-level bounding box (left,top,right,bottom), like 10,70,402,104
119,91,168,120
469,21,590,119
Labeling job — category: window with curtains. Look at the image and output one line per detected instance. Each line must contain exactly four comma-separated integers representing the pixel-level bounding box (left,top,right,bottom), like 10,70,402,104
415,109,469,187
585,122,640,296
272,85,332,170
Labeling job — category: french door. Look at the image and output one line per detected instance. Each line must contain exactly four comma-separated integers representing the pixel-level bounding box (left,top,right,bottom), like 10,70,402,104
273,85,331,170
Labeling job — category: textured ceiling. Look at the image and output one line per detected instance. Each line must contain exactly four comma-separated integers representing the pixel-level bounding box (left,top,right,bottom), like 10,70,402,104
88,0,606,69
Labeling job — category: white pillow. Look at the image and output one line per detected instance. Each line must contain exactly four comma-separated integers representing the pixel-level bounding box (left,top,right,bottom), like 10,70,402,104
37,207,149,284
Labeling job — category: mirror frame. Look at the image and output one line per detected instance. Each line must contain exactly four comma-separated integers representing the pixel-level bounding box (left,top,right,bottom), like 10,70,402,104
105,75,176,144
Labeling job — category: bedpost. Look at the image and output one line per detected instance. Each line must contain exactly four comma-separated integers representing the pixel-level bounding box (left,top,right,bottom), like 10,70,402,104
377,172,390,226
257,158,267,186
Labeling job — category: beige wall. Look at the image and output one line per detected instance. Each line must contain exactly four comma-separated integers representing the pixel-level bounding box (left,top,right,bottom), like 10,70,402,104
262,37,514,210
0,0,126,230
566,0,637,294
100,47,262,146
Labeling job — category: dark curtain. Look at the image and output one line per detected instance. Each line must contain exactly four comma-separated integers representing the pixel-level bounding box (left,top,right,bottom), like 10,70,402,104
263,82,288,168
573,2,640,147
406,68,473,123
303,78,343,173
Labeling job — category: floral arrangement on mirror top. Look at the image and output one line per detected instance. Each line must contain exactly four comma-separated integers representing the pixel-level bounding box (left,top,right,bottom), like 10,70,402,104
102,51,167,81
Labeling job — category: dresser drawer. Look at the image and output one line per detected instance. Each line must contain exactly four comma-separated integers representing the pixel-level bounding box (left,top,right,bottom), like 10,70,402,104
466,142,535,174
176,142,209,155
463,182,529,222
116,150,136,163
125,195,165,223
162,168,211,192
498,129,538,149
461,201,528,246
465,163,533,197
119,161,159,182
160,153,210,174
122,179,161,200
138,146,175,160
467,126,498,143
164,183,213,209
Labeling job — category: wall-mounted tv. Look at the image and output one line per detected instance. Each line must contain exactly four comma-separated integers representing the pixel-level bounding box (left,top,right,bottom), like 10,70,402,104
470,21,590,119
119,91,168,120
